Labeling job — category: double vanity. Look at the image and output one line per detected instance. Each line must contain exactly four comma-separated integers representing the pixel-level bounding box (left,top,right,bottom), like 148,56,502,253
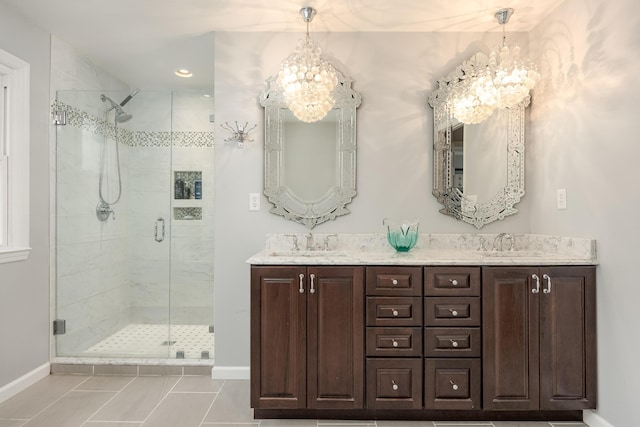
248,233,597,421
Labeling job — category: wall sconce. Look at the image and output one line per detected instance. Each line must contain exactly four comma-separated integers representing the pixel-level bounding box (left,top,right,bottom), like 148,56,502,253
221,121,257,148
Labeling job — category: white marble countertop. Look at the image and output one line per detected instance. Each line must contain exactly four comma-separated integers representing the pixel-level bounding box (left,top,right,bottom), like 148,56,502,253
247,233,598,266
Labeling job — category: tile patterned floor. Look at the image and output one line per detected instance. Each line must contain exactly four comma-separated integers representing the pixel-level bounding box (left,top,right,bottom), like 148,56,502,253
0,375,589,427
83,324,214,359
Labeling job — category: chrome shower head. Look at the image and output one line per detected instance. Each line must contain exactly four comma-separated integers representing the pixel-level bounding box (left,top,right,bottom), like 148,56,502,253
100,94,133,123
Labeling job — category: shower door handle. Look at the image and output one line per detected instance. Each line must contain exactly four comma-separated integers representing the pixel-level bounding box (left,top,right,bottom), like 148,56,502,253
154,218,165,242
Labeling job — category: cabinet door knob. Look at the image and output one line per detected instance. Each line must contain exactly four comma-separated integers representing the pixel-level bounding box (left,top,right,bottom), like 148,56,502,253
392,380,399,391
532,274,541,294
449,279,458,286
392,279,398,285
543,273,552,294
310,274,316,294
392,309,399,317
449,309,458,316
392,339,399,347
450,380,459,391
298,274,305,293
450,339,459,347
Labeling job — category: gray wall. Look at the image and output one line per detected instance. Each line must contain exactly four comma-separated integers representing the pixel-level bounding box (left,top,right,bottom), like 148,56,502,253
529,0,640,425
0,3,51,386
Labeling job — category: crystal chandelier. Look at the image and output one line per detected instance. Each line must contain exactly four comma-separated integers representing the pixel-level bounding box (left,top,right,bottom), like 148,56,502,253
449,8,539,124
277,7,338,123
490,8,540,109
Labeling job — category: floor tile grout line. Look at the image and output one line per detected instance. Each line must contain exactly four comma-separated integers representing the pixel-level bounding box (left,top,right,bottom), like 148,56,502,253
79,375,137,427
18,375,94,423
198,379,224,427
135,373,185,426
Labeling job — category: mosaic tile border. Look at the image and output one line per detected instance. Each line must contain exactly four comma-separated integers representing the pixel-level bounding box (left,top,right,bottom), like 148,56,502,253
52,99,215,148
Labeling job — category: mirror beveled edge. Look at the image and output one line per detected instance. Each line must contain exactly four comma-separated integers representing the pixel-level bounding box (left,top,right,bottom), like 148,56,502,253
259,71,362,229
428,52,528,229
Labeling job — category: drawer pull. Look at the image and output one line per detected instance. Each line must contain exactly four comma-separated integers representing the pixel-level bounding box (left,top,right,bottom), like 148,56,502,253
449,380,459,391
392,380,399,391
298,274,305,294
392,309,399,317
392,279,398,285
449,309,458,316
449,279,458,286
309,273,316,294
392,339,399,347
450,339,459,347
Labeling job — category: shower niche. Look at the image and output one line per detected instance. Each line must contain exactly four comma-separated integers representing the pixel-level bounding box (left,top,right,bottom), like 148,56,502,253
173,170,203,221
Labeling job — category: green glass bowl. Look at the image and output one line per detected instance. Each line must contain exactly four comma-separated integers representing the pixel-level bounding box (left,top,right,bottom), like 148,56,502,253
385,220,419,252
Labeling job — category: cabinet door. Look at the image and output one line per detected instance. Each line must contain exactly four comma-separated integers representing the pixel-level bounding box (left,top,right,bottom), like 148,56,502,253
539,266,597,410
307,266,364,409
483,267,540,410
251,266,307,409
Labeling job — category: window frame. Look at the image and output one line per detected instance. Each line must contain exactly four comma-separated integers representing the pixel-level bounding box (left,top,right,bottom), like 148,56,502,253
0,48,31,264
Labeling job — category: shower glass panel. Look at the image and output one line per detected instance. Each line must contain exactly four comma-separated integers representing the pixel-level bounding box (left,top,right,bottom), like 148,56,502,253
54,89,215,360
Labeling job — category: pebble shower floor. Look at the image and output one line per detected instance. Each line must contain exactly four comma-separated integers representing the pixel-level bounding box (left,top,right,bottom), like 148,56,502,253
83,324,214,359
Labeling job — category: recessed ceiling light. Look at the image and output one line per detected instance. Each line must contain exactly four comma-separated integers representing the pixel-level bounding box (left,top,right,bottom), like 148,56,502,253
175,69,193,78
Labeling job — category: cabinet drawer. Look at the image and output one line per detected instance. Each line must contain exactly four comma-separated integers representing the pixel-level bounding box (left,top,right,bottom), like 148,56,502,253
424,297,480,326
366,266,423,296
366,358,423,409
366,327,422,357
367,297,422,326
425,267,480,296
424,327,481,357
425,358,481,410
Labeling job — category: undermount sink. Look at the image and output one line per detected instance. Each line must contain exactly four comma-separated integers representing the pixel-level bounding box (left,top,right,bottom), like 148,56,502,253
268,251,349,258
481,250,545,257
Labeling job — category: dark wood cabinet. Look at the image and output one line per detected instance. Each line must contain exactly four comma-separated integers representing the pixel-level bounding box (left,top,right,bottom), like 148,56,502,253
424,267,482,410
365,266,423,409
482,266,596,411
251,262,595,421
251,265,364,410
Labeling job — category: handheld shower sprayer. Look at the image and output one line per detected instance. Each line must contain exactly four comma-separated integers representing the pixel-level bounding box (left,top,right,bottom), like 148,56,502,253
100,89,139,123
119,88,140,107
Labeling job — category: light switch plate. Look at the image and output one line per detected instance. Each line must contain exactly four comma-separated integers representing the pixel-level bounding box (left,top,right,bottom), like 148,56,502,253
557,188,567,210
249,193,260,211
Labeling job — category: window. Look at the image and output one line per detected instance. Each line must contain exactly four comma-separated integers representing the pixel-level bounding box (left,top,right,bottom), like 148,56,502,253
0,49,30,263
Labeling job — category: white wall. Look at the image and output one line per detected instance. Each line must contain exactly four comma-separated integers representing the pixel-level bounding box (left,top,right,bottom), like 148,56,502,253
0,3,51,387
213,31,533,369
529,0,640,425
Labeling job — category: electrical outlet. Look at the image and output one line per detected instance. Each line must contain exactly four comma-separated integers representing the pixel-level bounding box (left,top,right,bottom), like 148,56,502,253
249,193,260,211
557,188,567,210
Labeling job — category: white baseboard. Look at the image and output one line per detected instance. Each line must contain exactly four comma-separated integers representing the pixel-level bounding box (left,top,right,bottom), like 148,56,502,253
584,410,615,427
0,363,50,404
211,365,250,380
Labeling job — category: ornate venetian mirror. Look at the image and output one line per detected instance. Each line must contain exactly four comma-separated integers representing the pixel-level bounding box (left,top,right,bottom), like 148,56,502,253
260,71,361,228
428,52,527,228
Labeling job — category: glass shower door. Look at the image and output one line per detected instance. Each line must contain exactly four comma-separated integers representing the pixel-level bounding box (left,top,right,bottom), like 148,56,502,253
55,89,173,359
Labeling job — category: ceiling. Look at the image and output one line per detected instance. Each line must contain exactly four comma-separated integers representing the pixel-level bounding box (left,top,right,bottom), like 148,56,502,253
1,0,559,89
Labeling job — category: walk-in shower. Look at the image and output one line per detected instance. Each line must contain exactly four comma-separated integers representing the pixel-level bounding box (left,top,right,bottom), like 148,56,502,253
53,89,215,362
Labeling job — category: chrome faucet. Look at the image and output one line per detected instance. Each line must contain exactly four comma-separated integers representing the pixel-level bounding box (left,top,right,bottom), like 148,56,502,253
305,233,314,251
285,234,299,251
493,233,514,251
323,234,338,251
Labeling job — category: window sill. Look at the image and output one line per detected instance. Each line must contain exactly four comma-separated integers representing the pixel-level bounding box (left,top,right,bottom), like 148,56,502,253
0,247,32,264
